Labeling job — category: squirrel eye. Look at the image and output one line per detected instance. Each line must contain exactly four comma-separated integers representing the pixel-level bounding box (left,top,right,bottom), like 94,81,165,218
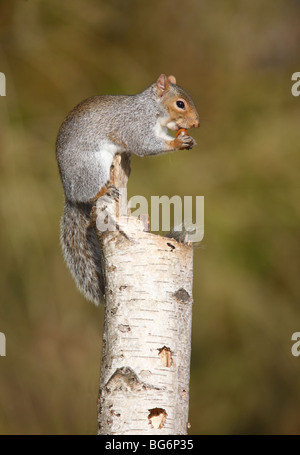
176,100,185,110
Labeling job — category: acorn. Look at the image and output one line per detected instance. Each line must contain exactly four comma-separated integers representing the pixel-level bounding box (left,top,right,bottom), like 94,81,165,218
175,128,188,138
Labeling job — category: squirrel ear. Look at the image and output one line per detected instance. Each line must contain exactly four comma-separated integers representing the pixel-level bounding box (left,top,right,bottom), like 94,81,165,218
168,75,176,85
156,74,170,97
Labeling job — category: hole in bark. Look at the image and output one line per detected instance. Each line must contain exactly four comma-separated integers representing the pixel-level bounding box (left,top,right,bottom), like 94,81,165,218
148,408,168,429
173,288,190,303
157,346,173,367
167,242,175,251
118,324,131,333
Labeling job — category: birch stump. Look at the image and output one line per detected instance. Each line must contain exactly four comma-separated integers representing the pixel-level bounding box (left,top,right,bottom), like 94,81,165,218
95,154,194,435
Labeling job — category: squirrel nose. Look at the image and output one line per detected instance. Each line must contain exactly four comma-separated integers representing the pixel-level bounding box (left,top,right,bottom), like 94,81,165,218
193,120,200,128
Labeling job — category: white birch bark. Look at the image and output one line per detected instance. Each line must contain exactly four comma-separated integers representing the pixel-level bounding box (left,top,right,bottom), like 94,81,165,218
95,154,194,435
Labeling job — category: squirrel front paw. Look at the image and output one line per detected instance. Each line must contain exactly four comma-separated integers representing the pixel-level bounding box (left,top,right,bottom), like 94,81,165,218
173,132,197,151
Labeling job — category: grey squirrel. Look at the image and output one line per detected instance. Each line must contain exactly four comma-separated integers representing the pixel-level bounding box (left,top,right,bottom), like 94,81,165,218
56,74,200,305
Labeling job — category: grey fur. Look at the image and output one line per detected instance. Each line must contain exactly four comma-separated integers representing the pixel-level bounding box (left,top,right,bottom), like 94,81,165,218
57,85,168,202
60,201,104,305
56,77,199,305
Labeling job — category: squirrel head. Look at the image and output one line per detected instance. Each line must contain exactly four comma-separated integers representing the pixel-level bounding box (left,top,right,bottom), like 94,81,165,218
156,74,200,131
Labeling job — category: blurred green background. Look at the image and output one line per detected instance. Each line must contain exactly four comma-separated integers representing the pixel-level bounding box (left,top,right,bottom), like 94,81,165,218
0,0,300,435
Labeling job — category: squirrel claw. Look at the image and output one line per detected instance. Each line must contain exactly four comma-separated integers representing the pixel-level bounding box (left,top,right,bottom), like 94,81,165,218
106,183,120,200
177,135,196,150
185,137,197,150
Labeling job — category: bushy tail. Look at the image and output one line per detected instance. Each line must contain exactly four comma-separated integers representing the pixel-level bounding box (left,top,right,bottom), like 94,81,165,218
60,200,104,305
